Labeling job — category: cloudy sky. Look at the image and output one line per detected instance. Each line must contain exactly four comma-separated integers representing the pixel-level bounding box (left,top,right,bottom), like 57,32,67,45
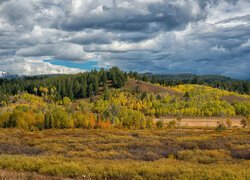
0,0,250,79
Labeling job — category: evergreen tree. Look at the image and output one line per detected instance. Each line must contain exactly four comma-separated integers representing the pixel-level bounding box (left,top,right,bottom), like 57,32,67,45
98,68,107,86
73,80,81,98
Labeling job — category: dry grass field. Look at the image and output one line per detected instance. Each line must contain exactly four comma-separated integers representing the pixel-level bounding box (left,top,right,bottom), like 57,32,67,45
0,169,71,180
0,128,249,179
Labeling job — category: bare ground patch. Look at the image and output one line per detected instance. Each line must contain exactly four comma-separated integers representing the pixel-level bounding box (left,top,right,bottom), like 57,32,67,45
155,117,242,127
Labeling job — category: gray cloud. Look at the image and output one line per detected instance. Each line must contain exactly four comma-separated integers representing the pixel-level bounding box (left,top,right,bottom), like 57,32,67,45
2,1,34,30
0,0,249,79
16,43,94,61
59,0,207,32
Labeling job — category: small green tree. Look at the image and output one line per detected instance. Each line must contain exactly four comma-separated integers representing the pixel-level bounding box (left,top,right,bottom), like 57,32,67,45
176,116,182,127
156,120,164,129
184,92,190,101
141,92,147,100
215,121,226,131
73,81,81,98
33,87,38,96
240,116,250,128
146,117,154,129
167,120,177,129
44,111,53,129
226,119,232,128
62,97,71,106
103,84,110,100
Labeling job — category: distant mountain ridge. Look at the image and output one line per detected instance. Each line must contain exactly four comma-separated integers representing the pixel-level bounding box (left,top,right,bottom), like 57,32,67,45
140,73,238,82
0,71,18,79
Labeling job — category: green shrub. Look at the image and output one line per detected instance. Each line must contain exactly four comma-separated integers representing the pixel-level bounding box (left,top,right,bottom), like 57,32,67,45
176,150,231,164
156,120,164,129
240,115,250,128
215,121,226,131
62,97,71,106
167,120,177,129
146,117,154,129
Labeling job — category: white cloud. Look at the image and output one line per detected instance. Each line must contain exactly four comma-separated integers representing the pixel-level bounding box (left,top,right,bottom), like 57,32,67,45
0,56,82,75
17,43,96,61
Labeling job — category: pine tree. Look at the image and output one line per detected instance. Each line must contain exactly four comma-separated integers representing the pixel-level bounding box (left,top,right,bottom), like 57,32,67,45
73,80,81,98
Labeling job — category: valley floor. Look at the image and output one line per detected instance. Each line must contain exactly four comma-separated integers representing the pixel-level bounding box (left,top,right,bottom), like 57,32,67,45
0,128,249,179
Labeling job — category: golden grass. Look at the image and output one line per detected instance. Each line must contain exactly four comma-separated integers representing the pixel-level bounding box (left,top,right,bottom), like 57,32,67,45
0,128,249,179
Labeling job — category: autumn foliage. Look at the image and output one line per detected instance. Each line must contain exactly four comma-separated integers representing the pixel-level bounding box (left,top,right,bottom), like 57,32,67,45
0,80,249,130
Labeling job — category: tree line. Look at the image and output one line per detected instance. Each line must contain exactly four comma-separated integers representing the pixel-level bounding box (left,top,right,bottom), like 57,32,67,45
128,72,250,95
0,67,127,103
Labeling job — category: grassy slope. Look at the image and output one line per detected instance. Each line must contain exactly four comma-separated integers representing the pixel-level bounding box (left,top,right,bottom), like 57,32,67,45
124,79,180,95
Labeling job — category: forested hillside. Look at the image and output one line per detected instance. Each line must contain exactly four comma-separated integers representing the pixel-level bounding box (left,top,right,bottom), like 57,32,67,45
0,72,249,130
123,80,250,117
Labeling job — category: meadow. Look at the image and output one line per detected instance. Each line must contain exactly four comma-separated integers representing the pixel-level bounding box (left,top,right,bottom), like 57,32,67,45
0,128,249,179
0,69,249,179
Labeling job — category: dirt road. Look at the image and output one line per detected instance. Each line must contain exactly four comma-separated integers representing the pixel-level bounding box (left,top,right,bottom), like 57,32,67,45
154,117,242,127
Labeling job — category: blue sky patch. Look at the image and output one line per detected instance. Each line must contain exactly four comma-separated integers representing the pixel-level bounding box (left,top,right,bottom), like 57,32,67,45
44,60,100,71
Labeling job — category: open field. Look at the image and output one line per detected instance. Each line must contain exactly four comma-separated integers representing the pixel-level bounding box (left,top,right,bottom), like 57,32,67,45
0,128,249,179
155,117,242,127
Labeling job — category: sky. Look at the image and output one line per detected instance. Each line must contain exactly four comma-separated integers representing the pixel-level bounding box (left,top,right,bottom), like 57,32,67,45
0,0,250,79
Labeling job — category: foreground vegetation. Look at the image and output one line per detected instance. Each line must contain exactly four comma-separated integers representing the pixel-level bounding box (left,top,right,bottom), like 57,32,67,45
0,128,249,179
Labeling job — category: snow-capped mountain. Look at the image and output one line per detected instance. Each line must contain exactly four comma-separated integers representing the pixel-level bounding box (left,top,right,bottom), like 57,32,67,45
0,71,18,79
0,71,7,78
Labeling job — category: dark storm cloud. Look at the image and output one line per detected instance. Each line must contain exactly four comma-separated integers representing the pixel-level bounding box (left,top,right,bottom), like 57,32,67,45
0,0,249,79
59,1,206,32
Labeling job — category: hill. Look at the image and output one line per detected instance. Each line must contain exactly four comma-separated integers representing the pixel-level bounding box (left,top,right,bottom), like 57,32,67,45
124,79,175,94
0,74,249,130
129,72,250,95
